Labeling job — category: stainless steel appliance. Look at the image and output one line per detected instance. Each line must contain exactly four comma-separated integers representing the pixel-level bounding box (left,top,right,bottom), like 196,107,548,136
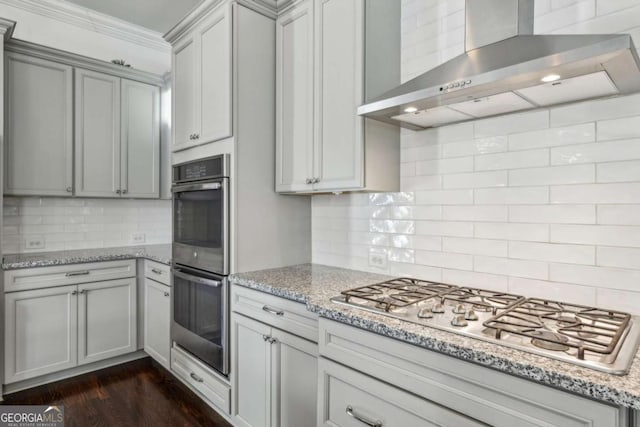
172,155,230,375
331,278,640,374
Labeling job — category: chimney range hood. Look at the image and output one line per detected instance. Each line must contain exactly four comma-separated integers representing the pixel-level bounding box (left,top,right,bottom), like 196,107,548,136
358,0,640,130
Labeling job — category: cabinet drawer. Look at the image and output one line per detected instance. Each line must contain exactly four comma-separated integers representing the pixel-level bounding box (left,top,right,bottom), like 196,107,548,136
4,260,136,292
144,260,170,286
171,345,230,415
319,319,627,427
318,358,483,427
231,285,318,342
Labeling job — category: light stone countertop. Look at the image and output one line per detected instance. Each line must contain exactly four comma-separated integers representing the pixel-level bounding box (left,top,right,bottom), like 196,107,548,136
229,263,640,410
2,244,172,270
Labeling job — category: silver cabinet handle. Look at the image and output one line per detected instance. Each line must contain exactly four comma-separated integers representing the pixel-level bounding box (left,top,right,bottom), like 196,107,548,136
313,177,320,184
189,372,204,383
194,133,199,139
151,268,163,275
268,337,277,344
71,290,78,295
66,187,73,193
163,292,170,297
189,134,194,140
262,335,270,342
346,406,382,427
122,189,128,195
79,289,86,294
305,178,312,184
66,271,90,277
262,305,284,316
116,189,121,194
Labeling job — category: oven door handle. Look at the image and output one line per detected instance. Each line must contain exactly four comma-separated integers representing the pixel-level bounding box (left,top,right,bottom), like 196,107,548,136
172,182,222,193
173,270,222,288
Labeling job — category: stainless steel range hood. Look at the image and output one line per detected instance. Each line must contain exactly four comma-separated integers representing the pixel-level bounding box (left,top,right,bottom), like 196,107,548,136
358,0,640,130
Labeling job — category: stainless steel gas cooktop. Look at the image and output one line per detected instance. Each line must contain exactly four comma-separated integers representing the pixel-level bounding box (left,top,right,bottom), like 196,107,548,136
330,278,640,375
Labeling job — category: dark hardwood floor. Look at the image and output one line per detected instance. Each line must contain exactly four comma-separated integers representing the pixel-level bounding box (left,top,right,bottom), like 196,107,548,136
3,357,231,427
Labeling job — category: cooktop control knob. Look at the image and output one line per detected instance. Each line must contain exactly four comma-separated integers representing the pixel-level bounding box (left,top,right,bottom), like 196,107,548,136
418,308,434,319
451,315,469,327
465,309,479,321
431,303,445,313
452,303,466,314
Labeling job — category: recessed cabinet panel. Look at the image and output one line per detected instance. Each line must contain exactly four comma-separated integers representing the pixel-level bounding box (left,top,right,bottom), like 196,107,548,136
75,69,121,197
276,1,314,192
121,80,160,198
5,54,73,196
173,37,197,148
78,278,137,365
199,5,232,143
315,0,364,190
4,285,78,383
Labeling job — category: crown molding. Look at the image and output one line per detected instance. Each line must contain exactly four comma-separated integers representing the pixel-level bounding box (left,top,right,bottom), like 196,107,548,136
0,0,170,52
0,17,16,41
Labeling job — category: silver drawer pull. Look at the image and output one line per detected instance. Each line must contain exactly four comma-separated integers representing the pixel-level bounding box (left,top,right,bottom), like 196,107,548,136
164,292,170,297
66,271,90,277
262,305,284,316
346,406,382,427
151,268,163,275
190,372,204,383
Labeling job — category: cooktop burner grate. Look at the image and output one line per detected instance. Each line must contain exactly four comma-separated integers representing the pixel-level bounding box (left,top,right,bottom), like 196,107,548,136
439,287,526,314
483,298,631,360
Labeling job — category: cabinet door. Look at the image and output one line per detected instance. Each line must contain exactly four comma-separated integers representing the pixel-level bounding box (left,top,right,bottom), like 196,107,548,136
121,79,160,198
5,53,73,196
4,285,78,383
314,0,364,191
272,328,318,427
77,278,137,365
144,278,170,369
172,35,197,150
275,1,315,193
75,69,121,197
232,314,272,427
197,3,233,144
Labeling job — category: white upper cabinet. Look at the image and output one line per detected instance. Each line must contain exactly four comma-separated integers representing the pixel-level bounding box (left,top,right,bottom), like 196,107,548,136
75,68,122,198
276,0,401,194
5,53,73,196
75,68,160,198
121,80,160,198
276,0,314,193
171,2,232,152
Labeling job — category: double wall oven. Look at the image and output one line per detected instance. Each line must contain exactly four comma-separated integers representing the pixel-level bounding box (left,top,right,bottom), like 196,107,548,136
172,155,230,375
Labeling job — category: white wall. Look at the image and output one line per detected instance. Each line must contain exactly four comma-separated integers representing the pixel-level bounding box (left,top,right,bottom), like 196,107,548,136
2,197,170,253
0,1,170,74
312,0,640,315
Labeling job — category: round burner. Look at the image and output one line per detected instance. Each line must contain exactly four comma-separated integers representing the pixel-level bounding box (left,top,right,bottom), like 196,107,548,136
530,331,570,352
472,304,492,312
556,315,578,324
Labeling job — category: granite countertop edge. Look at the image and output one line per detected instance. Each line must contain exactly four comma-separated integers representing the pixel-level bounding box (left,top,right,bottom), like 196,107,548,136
229,268,640,410
2,244,172,270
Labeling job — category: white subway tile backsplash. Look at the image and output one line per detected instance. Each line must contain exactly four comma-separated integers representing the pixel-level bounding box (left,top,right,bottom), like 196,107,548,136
550,139,640,165
311,0,640,309
474,149,549,171
597,246,640,270
508,123,595,151
475,187,549,205
3,197,171,253
509,241,595,265
509,204,596,224
551,224,640,247
509,164,595,186
597,160,640,183
551,183,640,204
474,256,549,280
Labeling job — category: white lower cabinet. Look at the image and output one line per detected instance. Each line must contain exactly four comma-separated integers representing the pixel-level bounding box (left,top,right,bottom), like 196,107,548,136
319,318,629,427
143,278,171,369
318,358,483,427
232,312,318,427
4,285,78,383
78,278,137,365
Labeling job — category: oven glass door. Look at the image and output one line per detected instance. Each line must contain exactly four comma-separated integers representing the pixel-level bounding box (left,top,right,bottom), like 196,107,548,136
172,267,228,374
173,179,228,274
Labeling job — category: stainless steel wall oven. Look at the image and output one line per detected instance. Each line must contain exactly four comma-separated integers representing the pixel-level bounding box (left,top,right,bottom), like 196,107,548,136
172,155,230,375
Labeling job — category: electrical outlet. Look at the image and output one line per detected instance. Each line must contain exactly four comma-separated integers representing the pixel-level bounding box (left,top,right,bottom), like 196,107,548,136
368,248,388,269
130,233,146,244
25,236,45,250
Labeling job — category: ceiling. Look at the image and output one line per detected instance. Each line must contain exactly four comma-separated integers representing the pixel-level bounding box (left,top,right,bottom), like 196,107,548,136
65,0,203,33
